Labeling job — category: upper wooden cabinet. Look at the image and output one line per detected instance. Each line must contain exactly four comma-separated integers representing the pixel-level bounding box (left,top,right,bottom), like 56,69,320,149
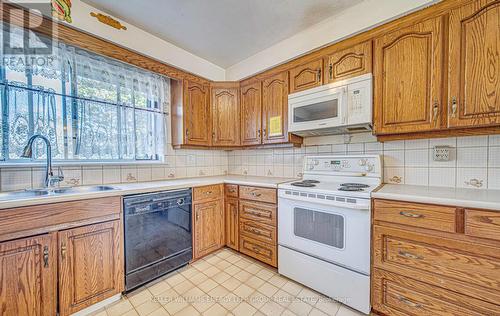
58,221,123,316
262,71,290,144
240,82,262,146
324,41,372,84
0,233,57,316
373,16,445,135
211,85,240,146
448,0,500,128
289,59,323,93
184,80,211,146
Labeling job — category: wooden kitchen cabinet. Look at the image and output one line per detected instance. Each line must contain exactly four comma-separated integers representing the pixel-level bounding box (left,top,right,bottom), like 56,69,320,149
448,0,500,128
373,16,445,135
193,184,224,260
193,200,224,259
289,58,323,93
224,198,239,251
240,81,263,146
372,199,500,315
0,233,57,316
184,80,211,146
324,41,372,84
262,71,301,145
58,220,123,316
211,84,240,146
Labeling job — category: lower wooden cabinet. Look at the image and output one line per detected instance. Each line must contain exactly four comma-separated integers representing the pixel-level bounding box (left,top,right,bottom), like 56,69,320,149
372,199,500,315
58,220,124,316
193,186,225,260
225,198,239,251
0,197,123,316
239,235,277,267
0,233,57,316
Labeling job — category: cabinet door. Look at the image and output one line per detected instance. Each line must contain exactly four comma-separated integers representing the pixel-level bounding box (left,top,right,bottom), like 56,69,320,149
262,72,289,144
211,87,240,146
225,198,239,251
240,82,262,146
0,234,57,316
373,16,444,135
184,80,211,146
193,200,224,259
324,41,372,84
289,59,323,93
58,221,124,316
448,0,500,128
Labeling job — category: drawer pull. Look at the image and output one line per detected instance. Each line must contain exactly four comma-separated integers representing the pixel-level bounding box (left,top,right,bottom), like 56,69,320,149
249,227,263,236
252,246,261,253
229,189,236,193
397,295,423,308
247,210,266,217
251,192,262,197
399,211,424,218
204,191,213,195
398,251,423,260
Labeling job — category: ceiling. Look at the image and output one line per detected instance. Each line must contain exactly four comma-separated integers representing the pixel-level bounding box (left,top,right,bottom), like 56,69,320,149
83,0,364,68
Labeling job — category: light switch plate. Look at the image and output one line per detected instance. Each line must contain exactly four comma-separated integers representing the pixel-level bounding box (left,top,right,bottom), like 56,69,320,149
433,146,452,161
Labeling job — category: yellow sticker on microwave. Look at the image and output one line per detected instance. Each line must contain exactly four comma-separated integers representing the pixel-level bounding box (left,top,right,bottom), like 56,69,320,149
269,116,282,136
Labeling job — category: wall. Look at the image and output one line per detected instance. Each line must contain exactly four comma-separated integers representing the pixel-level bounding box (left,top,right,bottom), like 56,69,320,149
228,134,500,190
225,0,438,80
13,0,225,81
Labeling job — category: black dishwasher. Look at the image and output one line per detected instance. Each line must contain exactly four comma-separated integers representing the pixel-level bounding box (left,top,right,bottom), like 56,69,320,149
124,189,192,291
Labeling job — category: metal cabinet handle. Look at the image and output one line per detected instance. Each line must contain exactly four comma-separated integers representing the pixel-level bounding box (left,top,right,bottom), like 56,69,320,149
433,101,439,123
329,64,333,80
61,244,67,260
196,211,200,221
451,97,457,118
257,129,261,138
252,246,261,253
249,227,263,236
251,192,262,197
317,69,321,81
185,129,189,136
205,191,213,195
43,246,49,268
398,250,423,260
247,210,265,217
399,211,424,218
397,295,423,308
263,129,267,137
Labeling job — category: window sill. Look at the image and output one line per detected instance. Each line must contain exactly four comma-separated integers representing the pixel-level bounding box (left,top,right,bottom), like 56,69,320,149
0,160,167,168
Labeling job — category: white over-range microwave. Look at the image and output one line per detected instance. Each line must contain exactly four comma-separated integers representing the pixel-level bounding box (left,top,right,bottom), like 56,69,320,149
288,73,372,136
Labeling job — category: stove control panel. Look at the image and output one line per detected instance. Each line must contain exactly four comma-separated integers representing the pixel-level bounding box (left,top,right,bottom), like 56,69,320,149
304,155,381,176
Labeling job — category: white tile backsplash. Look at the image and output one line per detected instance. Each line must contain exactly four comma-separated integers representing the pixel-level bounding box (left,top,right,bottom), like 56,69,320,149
2,133,500,191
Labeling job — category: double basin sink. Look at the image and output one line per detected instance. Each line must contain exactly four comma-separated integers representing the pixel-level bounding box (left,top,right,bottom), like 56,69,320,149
0,185,118,201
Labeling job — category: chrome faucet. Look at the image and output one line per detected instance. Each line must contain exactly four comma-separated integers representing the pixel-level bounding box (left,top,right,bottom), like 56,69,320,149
21,134,64,189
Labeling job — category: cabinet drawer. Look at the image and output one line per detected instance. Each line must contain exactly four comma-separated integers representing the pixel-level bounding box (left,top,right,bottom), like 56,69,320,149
465,209,500,241
239,218,276,245
239,186,276,204
373,225,500,293
239,200,277,226
374,199,457,233
239,235,277,267
193,184,223,203
372,269,500,316
224,184,239,198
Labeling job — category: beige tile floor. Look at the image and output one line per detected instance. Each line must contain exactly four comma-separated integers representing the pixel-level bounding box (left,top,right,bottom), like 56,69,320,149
92,248,366,316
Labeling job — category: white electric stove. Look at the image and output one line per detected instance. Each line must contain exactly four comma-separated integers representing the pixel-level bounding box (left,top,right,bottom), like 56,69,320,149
277,155,382,315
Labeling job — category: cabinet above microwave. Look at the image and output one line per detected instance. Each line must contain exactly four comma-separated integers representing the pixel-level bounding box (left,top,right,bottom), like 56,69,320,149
288,73,372,137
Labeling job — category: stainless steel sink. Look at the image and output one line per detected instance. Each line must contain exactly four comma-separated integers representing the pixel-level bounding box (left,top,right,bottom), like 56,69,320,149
0,185,118,201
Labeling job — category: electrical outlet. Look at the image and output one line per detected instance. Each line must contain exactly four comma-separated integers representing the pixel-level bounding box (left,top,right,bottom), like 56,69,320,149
433,146,452,161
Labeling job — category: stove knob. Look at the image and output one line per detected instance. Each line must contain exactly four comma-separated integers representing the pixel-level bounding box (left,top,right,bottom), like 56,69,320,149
312,160,319,165
365,164,374,172
308,164,315,170
358,159,367,166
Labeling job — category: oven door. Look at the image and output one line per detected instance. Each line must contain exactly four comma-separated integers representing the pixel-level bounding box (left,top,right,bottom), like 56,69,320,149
278,196,370,274
288,86,346,132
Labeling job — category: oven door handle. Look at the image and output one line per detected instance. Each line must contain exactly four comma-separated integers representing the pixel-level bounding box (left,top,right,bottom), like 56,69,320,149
278,194,370,210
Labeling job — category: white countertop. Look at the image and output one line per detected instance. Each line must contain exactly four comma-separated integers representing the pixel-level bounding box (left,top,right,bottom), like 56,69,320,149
0,175,295,210
373,184,500,211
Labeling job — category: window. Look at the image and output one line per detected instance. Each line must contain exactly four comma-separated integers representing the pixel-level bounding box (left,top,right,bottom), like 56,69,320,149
0,23,168,163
